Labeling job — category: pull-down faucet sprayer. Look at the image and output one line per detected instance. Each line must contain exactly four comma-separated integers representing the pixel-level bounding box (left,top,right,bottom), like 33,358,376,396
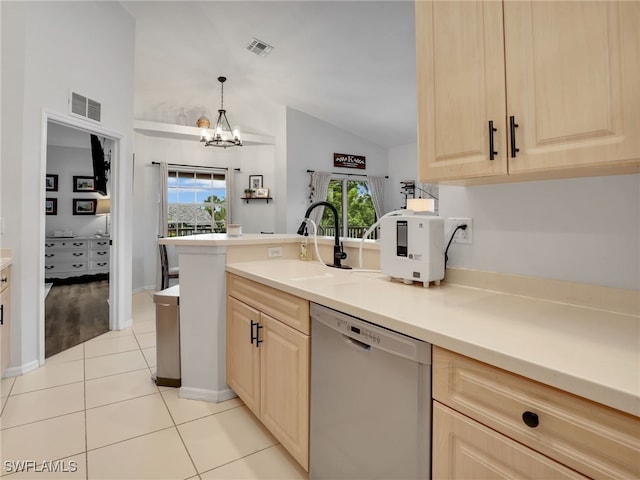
297,201,351,269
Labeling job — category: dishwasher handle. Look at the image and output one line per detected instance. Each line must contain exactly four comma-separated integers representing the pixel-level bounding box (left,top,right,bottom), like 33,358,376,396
342,334,371,351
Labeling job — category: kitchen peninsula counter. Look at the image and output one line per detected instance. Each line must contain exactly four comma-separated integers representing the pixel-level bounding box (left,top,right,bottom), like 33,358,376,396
226,259,639,417
158,233,379,402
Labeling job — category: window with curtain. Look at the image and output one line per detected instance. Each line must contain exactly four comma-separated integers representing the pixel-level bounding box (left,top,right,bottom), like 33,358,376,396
319,178,378,239
167,169,227,236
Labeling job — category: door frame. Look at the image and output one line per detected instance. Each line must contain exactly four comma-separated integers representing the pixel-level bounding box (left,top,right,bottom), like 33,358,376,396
39,110,127,364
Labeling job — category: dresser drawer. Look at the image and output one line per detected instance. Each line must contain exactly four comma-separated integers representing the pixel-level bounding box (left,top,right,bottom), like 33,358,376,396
227,273,310,335
89,249,110,260
0,266,10,294
90,260,109,271
45,251,87,262
90,239,110,249
44,262,88,275
433,346,640,480
45,240,88,250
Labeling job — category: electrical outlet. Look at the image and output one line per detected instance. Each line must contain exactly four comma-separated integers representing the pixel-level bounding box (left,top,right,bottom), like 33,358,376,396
446,217,473,244
268,246,283,257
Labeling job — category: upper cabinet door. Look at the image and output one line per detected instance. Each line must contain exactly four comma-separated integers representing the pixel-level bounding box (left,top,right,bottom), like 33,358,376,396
504,1,640,174
416,1,507,182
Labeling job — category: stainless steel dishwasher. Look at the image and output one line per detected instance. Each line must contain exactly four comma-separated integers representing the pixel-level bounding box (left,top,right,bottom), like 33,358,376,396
310,303,431,480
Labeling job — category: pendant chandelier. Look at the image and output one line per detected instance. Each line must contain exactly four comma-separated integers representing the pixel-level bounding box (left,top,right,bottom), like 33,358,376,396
199,76,242,148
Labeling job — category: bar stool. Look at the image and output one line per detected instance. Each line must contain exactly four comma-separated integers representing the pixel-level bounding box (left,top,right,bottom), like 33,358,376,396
159,241,179,290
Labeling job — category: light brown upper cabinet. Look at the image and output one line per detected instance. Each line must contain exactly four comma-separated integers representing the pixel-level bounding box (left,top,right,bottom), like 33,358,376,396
415,1,640,184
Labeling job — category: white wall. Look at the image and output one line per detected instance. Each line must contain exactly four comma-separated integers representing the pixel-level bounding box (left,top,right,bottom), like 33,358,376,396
386,143,419,213
1,1,134,371
285,107,389,233
46,145,112,237
386,145,639,290
131,107,391,291
132,133,279,290
439,174,640,290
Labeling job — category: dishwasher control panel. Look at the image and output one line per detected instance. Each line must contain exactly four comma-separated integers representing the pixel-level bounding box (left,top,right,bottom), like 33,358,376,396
342,320,381,345
311,303,431,364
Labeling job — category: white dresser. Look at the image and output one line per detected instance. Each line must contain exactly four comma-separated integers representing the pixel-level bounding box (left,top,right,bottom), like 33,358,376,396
44,237,110,279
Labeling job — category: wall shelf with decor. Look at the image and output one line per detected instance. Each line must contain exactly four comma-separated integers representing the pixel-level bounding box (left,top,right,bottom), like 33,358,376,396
241,197,273,204
134,120,275,146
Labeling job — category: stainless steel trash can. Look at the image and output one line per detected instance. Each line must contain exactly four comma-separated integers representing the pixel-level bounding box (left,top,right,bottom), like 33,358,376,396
152,285,181,387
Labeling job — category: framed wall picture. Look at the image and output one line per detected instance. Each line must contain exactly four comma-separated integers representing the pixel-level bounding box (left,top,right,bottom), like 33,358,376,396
255,187,269,198
45,198,57,215
73,175,96,192
46,174,58,191
249,175,263,190
73,198,97,215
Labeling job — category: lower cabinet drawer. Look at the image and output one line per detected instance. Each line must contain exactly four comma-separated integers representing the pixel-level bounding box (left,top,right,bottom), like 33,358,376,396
433,346,640,480
433,401,588,480
227,273,310,334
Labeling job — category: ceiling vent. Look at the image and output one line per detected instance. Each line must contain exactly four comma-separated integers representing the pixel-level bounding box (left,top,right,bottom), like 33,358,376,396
70,91,102,123
246,38,274,57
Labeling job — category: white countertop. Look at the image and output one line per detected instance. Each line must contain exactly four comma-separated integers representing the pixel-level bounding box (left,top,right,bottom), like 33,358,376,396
0,257,11,270
160,233,379,250
160,233,301,247
226,259,640,417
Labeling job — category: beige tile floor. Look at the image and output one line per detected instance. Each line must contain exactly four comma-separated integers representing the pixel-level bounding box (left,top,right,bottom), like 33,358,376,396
0,291,307,480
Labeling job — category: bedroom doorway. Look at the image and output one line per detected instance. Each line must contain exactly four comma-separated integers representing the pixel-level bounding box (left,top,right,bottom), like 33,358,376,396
43,120,116,358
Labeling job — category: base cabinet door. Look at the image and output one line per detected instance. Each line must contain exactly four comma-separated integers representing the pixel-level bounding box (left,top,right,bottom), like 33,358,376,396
0,266,11,376
226,277,310,472
433,402,588,480
260,313,309,469
226,296,260,416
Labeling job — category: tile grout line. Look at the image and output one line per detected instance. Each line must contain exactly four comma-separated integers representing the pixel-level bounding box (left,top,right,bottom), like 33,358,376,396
156,369,201,476
196,444,282,477
83,342,89,480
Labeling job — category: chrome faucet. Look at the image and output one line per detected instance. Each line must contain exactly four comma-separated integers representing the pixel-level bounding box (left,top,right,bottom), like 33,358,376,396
297,201,350,269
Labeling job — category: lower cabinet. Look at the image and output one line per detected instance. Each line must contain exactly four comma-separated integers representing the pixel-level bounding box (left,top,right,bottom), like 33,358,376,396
432,346,640,480
433,402,587,479
226,274,310,471
0,265,11,376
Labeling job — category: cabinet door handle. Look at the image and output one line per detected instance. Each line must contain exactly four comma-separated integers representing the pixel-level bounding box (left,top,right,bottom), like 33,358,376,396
73,252,84,257
1,304,3,325
250,320,259,346
256,323,263,347
522,411,539,428
488,120,498,160
1,277,7,284
509,116,520,158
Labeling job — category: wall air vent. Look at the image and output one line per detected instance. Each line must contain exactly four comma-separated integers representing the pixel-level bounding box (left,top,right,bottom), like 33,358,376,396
246,38,274,57
70,91,102,123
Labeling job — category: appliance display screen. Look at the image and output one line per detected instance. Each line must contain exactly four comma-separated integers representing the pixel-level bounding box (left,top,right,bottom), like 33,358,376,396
396,220,408,257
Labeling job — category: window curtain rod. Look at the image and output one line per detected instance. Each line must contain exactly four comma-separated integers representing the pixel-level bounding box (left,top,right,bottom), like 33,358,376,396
306,169,388,179
151,161,240,172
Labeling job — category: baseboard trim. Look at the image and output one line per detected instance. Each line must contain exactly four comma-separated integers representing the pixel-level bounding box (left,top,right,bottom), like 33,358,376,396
132,284,157,295
2,359,40,378
179,386,237,403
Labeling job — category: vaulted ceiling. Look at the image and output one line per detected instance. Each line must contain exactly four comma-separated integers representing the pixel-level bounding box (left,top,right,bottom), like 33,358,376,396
122,1,417,148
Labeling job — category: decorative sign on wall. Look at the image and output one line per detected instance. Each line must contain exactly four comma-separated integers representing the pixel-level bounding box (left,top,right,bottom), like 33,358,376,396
334,153,366,170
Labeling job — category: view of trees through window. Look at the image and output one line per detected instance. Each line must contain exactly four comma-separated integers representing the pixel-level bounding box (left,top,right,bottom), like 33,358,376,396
320,179,377,239
167,170,227,236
